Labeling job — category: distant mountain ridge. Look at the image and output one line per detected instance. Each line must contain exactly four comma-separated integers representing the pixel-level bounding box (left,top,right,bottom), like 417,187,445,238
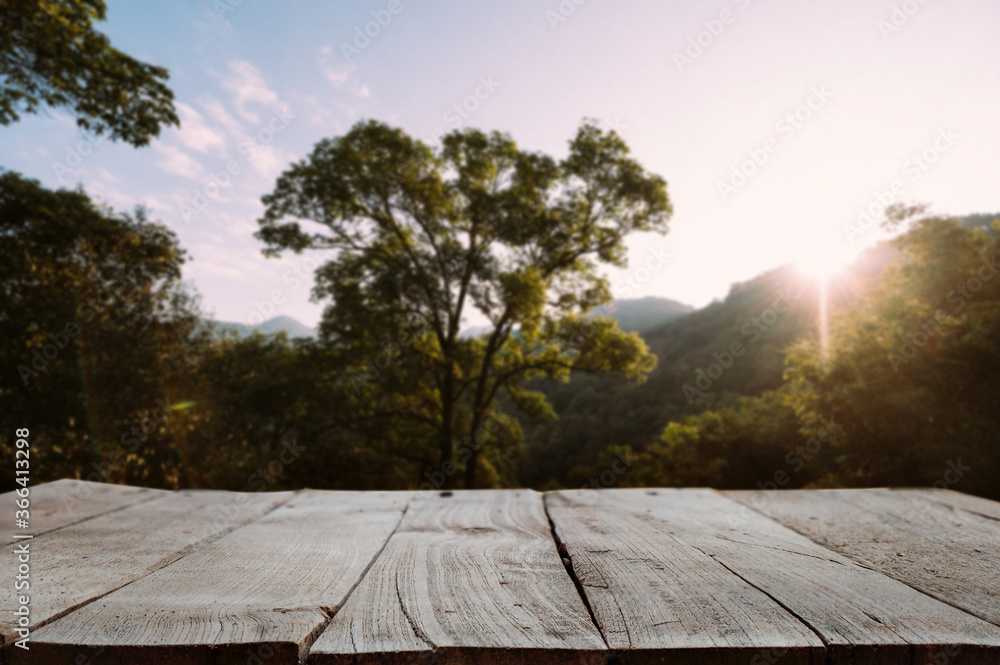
459,296,693,338
208,315,317,339
598,297,694,333
517,211,1000,486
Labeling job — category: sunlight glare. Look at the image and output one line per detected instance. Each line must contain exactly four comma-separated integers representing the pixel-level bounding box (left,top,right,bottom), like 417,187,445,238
794,251,850,280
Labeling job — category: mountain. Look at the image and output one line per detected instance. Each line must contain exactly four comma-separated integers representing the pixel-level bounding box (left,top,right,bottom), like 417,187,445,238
255,315,318,338
516,212,999,487
597,297,694,333
207,315,317,339
459,297,693,338
515,264,827,486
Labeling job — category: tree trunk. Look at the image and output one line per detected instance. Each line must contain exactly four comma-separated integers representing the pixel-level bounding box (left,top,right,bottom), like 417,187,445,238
465,446,479,489
438,368,455,489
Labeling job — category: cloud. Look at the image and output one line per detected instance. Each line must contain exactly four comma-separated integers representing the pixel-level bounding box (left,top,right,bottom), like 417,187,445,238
190,241,272,281
87,181,136,209
323,64,353,87
137,194,173,214
152,140,204,178
245,143,294,180
319,50,369,96
174,102,226,154
199,96,246,139
218,59,279,123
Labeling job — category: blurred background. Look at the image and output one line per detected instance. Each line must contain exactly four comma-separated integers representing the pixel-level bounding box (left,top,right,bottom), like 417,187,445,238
1,0,998,497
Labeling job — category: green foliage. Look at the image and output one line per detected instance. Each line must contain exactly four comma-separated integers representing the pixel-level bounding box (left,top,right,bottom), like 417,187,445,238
781,211,1000,497
517,264,821,486
632,390,804,489
521,210,1000,500
0,170,195,488
0,0,178,146
256,119,671,487
3,100,996,499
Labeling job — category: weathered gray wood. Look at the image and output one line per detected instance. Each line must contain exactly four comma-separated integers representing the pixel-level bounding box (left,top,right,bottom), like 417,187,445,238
308,490,607,665
565,489,1000,664
3,479,166,544
0,489,291,649
729,488,1000,628
24,491,411,665
546,490,823,665
893,487,1000,523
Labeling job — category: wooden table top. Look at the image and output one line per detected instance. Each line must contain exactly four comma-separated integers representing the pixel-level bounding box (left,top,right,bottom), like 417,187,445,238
3,481,999,664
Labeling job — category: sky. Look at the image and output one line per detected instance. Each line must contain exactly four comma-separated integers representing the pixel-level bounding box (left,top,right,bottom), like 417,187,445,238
2,0,998,329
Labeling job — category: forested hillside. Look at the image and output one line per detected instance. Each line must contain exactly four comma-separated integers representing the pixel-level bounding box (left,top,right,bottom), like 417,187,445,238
518,214,998,494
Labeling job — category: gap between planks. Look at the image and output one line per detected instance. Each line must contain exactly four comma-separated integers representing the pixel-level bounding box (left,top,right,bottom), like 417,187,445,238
547,488,1000,665
297,497,415,663
728,488,1000,630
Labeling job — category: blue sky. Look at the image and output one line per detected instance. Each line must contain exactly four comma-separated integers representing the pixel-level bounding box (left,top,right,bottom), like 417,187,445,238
2,0,998,329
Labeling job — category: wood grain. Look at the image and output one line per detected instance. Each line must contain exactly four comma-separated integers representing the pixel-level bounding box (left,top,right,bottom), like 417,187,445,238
1,489,290,649
562,489,1000,664
307,490,608,665
3,479,165,544
892,487,1000,523
22,491,410,665
729,488,1000,627
546,490,823,665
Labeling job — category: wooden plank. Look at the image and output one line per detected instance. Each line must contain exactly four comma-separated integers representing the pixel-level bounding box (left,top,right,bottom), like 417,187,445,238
1,489,291,649
23,491,411,665
307,490,608,665
729,488,1000,628
892,487,1000,523
545,490,824,665
3,479,166,544
562,489,1000,664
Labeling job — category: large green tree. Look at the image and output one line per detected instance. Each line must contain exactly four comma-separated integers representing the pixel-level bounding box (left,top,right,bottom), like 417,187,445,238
257,120,671,488
0,171,195,489
1,0,177,146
